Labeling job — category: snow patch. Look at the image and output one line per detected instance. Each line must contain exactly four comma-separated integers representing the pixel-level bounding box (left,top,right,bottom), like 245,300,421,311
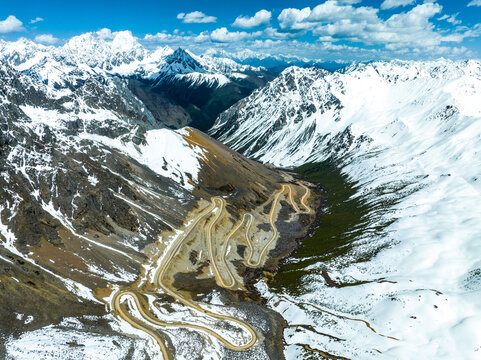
80,128,204,191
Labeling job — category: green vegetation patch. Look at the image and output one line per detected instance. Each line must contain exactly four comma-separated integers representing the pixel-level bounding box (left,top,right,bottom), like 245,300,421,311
269,159,415,295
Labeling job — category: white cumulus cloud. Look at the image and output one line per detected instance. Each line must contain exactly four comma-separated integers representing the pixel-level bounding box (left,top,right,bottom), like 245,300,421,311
29,17,44,24
210,27,261,42
232,10,271,29
278,2,379,31
313,2,446,48
34,34,59,45
380,0,416,10
96,28,113,39
0,15,25,34
144,32,187,43
262,27,302,39
278,7,312,30
468,0,481,6
177,11,217,24
308,2,379,23
438,14,462,26
274,1,477,51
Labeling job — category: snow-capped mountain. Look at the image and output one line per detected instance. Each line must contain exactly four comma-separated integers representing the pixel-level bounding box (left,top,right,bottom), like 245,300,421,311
211,59,481,359
62,31,149,70
0,32,263,89
0,32,273,130
204,48,350,73
151,48,229,88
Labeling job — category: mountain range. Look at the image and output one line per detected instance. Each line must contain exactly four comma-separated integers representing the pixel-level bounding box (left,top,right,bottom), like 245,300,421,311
1,32,481,360
0,31,275,131
0,34,318,360
204,48,350,72
211,59,481,359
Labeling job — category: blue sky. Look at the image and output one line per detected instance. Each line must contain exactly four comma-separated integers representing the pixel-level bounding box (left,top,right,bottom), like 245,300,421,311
1,0,480,61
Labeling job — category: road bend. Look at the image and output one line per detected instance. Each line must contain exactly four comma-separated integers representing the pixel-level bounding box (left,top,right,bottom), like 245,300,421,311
112,182,313,357
155,197,257,351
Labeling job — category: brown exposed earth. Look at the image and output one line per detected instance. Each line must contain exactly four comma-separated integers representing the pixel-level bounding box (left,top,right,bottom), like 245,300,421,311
1,128,320,359
106,180,317,359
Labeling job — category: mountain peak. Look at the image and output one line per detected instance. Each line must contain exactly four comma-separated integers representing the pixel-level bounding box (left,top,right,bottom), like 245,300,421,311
163,47,204,74
169,48,197,62
64,31,143,55
110,30,141,52
0,37,48,67
278,66,328,83
61,31,147,70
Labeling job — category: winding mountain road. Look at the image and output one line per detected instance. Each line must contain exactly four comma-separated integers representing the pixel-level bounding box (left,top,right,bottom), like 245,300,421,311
246,184,313,267
113,291,172,360
155,197,257,351
287,184,314,214
112,182,314,359
219,213,252,289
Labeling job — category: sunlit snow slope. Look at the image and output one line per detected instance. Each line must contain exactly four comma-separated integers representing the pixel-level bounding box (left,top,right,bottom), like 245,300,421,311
211,59,481,359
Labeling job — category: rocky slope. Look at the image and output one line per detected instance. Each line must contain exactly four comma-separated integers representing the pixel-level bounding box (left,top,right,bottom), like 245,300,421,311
211,59,481,359
0,45,319,359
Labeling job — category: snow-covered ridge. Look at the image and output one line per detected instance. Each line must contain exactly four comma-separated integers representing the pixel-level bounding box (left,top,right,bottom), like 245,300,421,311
213,59,481,164
212,58,481,359
79,128,206,191
204,48,347,70
0,58,204,313
0,32,263,92
1,63,204,191
343,58,481,82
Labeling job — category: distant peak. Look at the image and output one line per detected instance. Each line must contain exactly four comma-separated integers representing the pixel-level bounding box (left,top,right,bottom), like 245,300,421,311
65,30,142,53
164,48,203,73
170,47,191,58
280,65,324,77
111,30,140,52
